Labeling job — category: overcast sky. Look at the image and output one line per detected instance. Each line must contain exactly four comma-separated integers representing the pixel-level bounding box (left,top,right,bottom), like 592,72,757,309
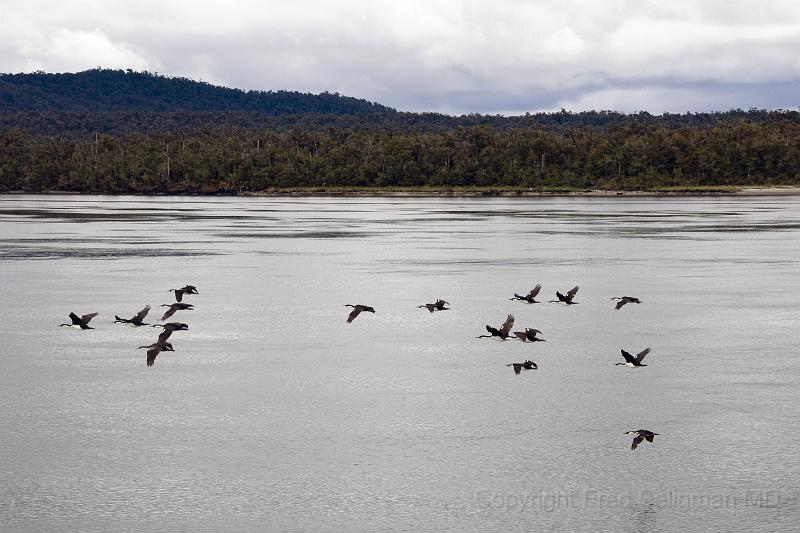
1,0,799,115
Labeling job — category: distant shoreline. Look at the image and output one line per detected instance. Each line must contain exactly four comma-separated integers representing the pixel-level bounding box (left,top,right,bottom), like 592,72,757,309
3,186,800,197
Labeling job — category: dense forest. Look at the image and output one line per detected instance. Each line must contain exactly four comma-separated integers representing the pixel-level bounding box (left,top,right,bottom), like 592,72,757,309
1,69,799,192
2,119,799,193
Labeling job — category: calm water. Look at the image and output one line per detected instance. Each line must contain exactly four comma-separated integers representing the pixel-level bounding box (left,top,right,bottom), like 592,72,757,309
0,195,798,532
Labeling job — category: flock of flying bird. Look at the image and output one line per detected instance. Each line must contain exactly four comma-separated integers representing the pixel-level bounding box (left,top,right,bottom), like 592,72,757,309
346,284,657,451
59,284,198,367
61,282,656,450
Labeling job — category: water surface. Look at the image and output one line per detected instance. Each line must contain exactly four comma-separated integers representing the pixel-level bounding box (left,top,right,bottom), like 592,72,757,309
1,195,798,532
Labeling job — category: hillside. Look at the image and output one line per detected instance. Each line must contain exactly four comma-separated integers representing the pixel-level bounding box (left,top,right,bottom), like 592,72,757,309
0,69,392,115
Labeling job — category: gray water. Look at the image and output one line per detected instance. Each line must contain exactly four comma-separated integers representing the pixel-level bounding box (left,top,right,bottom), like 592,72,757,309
0,195,798,532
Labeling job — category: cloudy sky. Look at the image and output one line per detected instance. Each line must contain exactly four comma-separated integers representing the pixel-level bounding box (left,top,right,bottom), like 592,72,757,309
1,0,799,115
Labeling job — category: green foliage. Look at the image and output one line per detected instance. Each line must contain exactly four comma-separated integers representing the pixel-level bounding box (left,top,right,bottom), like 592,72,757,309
1,119,799,193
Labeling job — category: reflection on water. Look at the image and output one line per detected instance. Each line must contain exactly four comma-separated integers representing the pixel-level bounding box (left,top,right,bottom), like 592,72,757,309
0,194,799,532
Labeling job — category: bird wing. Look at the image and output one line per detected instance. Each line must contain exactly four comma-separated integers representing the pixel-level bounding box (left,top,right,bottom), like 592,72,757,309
620,350,637,364
511,363,522,374
69,312,81,325
499,314,515,335
436,299,449,307
567,286,579,298
485,325,500,336
161,307,177,321
347,308,361,323
556,291,566,301
146,346,161,367
132,305,151,323
615,299,627,310
527,329,542,336
528,284,542,298
363,306,375,313
631,435,644,450
425,304,435,313
513,331,527,341
644,434,655,443
173,289,184,302
157,329,174,344
635,348,651,364
80,312,99,324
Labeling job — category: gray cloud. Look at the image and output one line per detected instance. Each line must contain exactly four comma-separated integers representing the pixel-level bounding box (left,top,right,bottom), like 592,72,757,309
1,0,799,114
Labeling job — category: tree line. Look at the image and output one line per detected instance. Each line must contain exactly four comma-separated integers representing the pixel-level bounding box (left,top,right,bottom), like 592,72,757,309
2,117,799,193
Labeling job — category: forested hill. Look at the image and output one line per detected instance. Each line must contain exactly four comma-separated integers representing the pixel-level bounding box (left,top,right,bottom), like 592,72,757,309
0,69,392,114
2,69,798,138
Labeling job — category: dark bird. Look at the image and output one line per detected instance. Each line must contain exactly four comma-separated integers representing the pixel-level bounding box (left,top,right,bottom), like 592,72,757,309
615,347,651,367
611,296,642,310
152,322,189,344
477,314,515,339
59,312,99,329
138,341,175,367
549,286,579,304
625,429,659,450
506,360,538,374
418,299,450,313
513,328,546,342
345,304,375,323
510,284,542,303
169,285,199,302
114,305,151,326
161,302,194,320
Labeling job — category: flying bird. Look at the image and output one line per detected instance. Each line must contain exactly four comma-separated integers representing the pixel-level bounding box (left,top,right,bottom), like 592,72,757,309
138,341,175,367
477,314,515,339
550,286,579,305
611,296,642,310
615,347,651,367
169,285,199,302
114,305,151,326
513,328,545,342
418,299,450,313
506,360,538,374
625,429,659,450
59,312,99,329
345,304,375,323
510,284,542,303
161,302,194,320
152,322,189,344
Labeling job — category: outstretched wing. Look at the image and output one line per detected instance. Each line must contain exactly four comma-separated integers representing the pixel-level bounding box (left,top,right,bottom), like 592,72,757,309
631,435,644,450
69,312,82,325
635,348,651,364
157,329,174,344
80,312,99,324
615,299,627,310
173,289,184,302
644,434,655,443
620,350,637,365
556,291,566,302
146,346,161,367
567,286,579,298
513,331,527,341
425,304,435,313
528,284,542,298
161,306,177,321
499,314,515,335
133,305,151,323
511,363,522,374
347,308,361,323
